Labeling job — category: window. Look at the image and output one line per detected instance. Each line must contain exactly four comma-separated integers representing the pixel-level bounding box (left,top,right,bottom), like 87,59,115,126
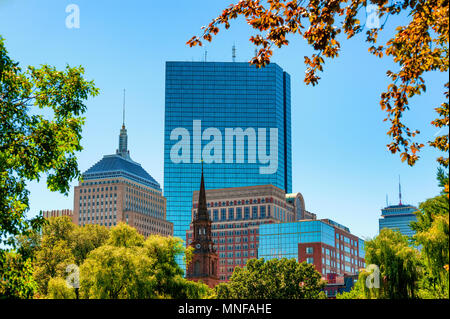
306,247,313,254
244,207,250,220
252,206,258,219
260,206,266,218
306,257,314,264
228,208,234,220
220,209,226,221
236,207,242,220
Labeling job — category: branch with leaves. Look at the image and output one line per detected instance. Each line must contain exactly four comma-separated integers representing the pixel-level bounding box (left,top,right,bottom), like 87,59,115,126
188,0,449,193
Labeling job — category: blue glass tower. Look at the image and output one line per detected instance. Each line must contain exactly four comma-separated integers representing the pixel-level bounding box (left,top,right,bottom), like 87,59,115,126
379,178,417,238
164,61,292,240
379,204,418,237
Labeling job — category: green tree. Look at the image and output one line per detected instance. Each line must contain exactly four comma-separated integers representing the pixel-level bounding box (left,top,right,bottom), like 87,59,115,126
215,258,326,299
47,277,76,299
364,228,421,298
71,224,109,265
107,222,144,248
1,36,98,297
412,193,449,298
143,235,211,299
79,224,212,299
188,0,449,193
0,251,37,299
32,217,76,297
80,244,155,299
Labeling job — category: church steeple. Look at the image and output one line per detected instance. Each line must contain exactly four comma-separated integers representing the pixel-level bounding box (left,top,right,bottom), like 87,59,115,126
197,161,209,221
116,89,130,159
186,163,219,288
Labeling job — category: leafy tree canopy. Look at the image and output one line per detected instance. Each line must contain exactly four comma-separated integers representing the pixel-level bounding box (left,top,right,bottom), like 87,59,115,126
0,36,99,251
215,258,326,299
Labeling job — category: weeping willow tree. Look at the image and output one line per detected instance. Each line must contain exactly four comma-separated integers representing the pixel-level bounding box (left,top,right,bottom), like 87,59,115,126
364,228,421,298
411,170,449,298
340,228,422,299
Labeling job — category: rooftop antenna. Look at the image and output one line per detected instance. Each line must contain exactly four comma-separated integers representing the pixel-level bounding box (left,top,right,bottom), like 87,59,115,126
386,194,389,207
204,50,208,62
122,89,126,127
398,175,402,205
232,44,236,62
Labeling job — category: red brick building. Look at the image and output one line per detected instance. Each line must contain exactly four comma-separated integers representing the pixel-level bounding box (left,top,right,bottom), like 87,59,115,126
187,184,314,282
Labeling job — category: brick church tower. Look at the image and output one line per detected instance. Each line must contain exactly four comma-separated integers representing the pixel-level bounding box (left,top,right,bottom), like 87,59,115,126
186,164,219,288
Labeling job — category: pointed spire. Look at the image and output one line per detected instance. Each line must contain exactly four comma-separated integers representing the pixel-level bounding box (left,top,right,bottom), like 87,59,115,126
117,89,130,159
197,160,209,221
386,194,389,207
122,89,126,128
399,175,402,205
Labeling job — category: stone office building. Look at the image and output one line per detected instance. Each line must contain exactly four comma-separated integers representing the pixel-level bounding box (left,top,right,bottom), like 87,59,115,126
73,119,173,237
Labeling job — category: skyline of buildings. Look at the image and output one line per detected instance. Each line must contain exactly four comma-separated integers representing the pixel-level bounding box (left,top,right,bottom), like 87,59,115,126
36,60,424,289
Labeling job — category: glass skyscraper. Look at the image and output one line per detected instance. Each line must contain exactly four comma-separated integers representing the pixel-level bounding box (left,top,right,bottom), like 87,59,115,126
164,61,292,240
379,204,418,237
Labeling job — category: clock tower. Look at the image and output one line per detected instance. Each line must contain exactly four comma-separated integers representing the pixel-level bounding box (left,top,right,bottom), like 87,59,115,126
186,164,219,288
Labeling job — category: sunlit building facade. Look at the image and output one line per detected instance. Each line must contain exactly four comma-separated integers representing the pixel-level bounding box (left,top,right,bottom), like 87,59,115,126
73,120,173,237
258,219,365,277
186,184,307,281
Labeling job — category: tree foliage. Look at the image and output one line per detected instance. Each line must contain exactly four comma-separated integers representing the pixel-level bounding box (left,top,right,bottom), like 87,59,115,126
0,251,37,299
188,0,449,192
362,228,421,298
46,277,76,299
79,224,212,299
71,224,110,265
412,193,449,298
0,35,98,297
33,217,76,296
215,258,326,299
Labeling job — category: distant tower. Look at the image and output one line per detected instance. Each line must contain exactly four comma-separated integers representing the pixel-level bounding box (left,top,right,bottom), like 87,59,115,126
116,89,130,159
186,163,219,288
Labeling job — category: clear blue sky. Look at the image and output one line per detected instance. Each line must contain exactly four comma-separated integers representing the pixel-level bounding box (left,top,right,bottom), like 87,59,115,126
1,0,447,239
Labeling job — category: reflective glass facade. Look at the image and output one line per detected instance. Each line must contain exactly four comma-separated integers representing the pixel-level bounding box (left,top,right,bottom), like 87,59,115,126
259,221,335,260
379,204,417,237
164,62,292,240
258,220,365,276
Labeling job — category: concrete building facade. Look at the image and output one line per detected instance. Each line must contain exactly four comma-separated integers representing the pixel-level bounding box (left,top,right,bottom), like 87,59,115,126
72,120,173,237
